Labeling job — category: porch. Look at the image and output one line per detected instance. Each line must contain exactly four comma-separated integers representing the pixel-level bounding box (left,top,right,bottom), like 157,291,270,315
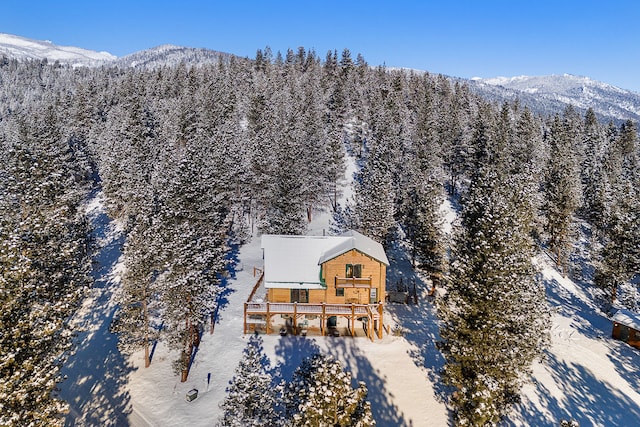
244,302,384,341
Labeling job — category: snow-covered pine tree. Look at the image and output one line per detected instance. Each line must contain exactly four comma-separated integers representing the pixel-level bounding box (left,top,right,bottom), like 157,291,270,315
260,85,308,235
352,150,395,246
111,214,162,368
595,120,640,305
218,335,279,426
94,89,161,228
284,353,374,427
438,103,550,426
156,137,231,381
0,106,92,426
399,73,446,271
579,108,608,229
542,113,582,276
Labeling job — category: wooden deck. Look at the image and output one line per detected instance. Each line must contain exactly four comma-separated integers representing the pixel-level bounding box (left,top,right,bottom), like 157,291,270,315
244,302,384,341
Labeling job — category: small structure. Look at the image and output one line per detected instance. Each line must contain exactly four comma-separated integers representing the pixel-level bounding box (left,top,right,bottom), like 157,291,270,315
186,388,198,402
244,230,389,340
612,308,640,349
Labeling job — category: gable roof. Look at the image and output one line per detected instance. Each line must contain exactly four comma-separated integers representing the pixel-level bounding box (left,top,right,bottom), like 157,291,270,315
318,230,389,266
613,308,640,331
260,230,388,290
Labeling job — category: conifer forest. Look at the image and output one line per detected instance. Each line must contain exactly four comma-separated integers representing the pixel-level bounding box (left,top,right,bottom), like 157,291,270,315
0,48,639,426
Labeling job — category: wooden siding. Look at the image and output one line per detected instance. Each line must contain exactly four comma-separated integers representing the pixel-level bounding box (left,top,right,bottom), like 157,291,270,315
321,249,386,305
612,322,640,349
257,248,387,339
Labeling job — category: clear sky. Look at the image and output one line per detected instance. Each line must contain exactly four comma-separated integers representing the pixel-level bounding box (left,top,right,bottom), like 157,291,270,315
2,0,639,91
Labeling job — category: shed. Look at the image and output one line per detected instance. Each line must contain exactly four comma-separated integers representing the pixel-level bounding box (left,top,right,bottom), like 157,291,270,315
612,308,640,349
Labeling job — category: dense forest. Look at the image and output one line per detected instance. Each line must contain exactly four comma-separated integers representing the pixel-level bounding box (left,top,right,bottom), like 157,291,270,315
0,47,638,426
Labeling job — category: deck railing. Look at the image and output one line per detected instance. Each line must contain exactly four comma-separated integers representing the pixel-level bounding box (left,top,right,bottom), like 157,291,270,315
334,276,373,288
244,301,384,340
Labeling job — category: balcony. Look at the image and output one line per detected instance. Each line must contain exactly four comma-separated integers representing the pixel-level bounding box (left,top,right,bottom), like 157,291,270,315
334,276,373,288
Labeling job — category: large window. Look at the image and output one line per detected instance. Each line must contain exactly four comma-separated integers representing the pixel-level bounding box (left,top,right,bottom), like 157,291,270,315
346,264,362,278
291,289,308,303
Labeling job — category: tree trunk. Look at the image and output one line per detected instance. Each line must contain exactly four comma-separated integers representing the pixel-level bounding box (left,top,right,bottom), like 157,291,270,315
143,298,151,368
181,316,191,382
181,350,189,383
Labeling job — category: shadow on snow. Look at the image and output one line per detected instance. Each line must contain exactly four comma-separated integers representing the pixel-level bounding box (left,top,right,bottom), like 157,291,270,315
274,336,412,427
57,203,133,427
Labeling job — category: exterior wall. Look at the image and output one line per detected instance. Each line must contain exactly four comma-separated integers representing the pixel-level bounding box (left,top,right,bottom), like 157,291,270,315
268,288,290,303
612,322,640,349
321,249,386,305
268,288,326,303
308,289,326,304
266,250,387,305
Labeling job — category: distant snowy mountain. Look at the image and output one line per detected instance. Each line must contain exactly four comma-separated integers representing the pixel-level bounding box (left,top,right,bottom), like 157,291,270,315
0,33,116,66
468,74,640,124
114,44,234,69
2,32,638,125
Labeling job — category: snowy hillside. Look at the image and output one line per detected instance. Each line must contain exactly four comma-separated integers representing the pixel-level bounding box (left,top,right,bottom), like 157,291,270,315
469,74,640,124
2,32,638,125
0,33,116,66
57,172,640,427
114,44,233,69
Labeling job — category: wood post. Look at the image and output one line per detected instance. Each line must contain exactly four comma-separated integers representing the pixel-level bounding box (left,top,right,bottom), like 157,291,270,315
293,303,298,334
243,303,247,334
351,304,355,337
266,303,271,335
378,303,383,339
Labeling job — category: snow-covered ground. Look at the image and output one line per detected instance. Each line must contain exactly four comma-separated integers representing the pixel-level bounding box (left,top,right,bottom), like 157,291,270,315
505,255,640,427
122,152,449,426
59,157,640,427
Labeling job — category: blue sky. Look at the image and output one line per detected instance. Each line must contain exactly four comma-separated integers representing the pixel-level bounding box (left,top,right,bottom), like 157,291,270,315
2,0,639,91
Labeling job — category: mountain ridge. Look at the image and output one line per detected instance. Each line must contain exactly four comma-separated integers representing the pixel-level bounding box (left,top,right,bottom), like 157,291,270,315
0,32,116,66
1,32,638,124
466,73,640,124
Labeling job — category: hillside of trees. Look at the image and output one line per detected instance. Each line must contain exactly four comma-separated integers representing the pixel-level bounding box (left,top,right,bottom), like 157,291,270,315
0,48,638,426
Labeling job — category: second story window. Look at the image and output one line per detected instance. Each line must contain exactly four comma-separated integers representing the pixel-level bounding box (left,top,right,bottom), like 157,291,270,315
346,264,362,278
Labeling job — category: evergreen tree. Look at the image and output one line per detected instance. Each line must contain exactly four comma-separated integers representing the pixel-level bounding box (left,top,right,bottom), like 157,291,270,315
218,335,279,426
111,214,161,368
0,107,92,426
439,105,550,426
595,120,640,304
542,114,581,275
579,108,608,227
157,141,231,380
284,353,374,427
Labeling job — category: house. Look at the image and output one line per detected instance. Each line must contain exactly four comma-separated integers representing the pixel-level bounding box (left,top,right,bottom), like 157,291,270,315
612,308,640,349
244,230,389,340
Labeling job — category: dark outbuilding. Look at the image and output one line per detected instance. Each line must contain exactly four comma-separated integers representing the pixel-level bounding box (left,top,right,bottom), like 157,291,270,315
612,308,640,349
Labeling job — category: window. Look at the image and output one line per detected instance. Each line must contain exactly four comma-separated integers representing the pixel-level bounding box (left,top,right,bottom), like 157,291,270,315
336,287,344,297
346,264,362,278
291,289,308,303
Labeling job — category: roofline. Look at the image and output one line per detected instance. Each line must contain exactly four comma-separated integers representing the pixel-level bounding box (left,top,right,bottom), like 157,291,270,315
318,247,390,266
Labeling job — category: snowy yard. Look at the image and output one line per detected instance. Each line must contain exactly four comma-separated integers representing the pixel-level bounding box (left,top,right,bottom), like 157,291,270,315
58,165,640,427
123,208,450,427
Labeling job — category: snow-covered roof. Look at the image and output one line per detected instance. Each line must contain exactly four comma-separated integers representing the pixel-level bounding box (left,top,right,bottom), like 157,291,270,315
260,231,388,289
318,230,389,266
612,308,640,331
